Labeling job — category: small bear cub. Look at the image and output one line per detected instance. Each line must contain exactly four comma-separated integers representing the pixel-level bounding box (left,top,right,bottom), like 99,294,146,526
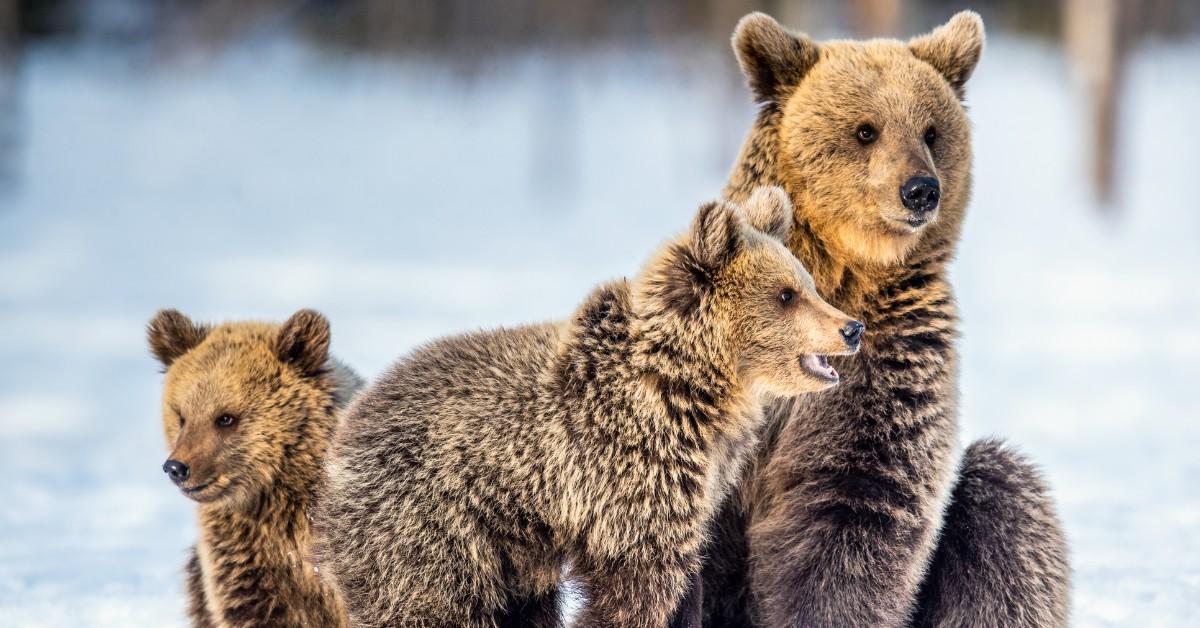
316,187,864,628
149,309,360,628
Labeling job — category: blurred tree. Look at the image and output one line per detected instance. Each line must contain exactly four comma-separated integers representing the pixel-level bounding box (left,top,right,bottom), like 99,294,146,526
1063,0,1125,207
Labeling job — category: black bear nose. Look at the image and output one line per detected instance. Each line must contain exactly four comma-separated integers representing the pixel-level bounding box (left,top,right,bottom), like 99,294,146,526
163,459,190,485
900,176,940,214
840,320,865,349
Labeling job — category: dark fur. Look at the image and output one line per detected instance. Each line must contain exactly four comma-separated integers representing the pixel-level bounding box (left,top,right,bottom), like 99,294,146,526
911,440,1071,627
185,550,216,628
739,264,959,627
149,309,210,367
681,12,1071,627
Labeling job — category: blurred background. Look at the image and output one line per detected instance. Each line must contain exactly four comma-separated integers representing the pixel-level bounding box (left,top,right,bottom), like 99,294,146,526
0,1,1197,625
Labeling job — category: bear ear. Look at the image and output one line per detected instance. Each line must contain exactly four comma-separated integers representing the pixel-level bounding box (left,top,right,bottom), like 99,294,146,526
275,309,331,376
732,12,820,104
741,186,794,243
690,200,743,271
147,309,209,368
909,11,985,99
647,201,742,315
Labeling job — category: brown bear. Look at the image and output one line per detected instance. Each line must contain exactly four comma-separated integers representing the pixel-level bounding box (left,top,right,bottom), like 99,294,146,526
314,188,864,628
685,11,1071,628
148,309,361,628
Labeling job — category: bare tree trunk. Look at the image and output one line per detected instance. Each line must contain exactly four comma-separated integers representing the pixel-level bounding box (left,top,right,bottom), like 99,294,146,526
849,0,902,37
0,0,19,195
1063,0,1128,209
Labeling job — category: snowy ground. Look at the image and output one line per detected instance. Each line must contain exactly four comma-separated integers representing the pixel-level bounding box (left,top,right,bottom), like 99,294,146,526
0,33,1197,627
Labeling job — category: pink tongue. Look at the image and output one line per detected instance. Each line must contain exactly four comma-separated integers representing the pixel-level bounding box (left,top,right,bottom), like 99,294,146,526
802,355,837,379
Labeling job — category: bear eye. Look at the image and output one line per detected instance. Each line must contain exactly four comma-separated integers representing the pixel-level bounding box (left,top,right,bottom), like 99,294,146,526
855,124,878,146
215,414,237,428
177,413,185,428
779,288,796,305
924,126,937,147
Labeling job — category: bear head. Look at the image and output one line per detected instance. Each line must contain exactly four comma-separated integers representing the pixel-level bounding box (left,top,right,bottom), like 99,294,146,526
639,187,863,394
147,308,336,508
732,11,984,266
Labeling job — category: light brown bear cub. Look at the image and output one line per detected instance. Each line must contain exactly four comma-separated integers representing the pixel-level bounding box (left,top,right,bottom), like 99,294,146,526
315,187,864,628
149,309,360,628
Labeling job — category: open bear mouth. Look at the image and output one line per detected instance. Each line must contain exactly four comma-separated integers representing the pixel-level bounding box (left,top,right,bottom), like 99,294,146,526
800,354,838,382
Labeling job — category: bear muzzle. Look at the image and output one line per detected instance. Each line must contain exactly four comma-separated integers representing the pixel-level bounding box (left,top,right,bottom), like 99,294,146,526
899,176,941,222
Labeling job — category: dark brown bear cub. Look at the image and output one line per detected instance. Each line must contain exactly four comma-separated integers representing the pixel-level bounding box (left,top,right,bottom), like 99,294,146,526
149,309,360,628
315,187,864,628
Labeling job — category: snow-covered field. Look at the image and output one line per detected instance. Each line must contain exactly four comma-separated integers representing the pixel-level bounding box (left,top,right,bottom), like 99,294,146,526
1,33,1197,627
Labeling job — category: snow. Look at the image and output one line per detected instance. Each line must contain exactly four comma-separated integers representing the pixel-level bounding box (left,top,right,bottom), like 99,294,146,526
1,34,1198,627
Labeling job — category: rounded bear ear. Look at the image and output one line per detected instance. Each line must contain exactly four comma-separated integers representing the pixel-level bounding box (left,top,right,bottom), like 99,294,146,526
644,200,742,316
275,309,331,377
908,11,985,99
741,186,794,243
147,309,209,368
690,200,743,270
732,12,820,104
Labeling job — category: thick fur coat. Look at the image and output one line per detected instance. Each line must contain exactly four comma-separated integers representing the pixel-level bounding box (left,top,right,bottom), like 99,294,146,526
315,190,863,628
149,309,360,628
688,12,1071,627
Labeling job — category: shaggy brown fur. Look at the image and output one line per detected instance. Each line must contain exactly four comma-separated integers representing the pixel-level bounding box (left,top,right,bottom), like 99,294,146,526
684,12,1071,627
314,188,863,628
149,309,361,628
911,439,1071,628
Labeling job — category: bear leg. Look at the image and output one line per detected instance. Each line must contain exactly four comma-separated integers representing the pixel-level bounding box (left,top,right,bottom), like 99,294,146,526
574,553,693,628
910,438,1071,628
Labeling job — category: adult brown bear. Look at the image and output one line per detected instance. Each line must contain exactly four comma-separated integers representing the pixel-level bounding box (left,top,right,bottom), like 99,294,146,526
685,12,1071,628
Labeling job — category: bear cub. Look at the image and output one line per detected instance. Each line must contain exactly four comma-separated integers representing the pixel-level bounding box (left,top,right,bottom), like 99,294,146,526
149,309,361,628
315,187,865,628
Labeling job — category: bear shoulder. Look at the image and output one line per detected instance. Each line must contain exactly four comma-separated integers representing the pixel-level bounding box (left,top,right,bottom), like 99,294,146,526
550,280,637,394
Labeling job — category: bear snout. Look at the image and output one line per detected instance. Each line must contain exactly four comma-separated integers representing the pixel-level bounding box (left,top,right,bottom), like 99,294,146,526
162,459,190,485
899,176,941,217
